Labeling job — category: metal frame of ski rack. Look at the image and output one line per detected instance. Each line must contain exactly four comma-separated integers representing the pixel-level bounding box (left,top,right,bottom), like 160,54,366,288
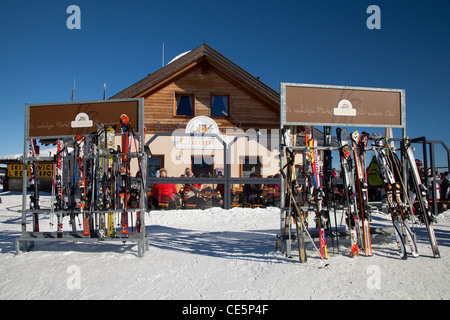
410,137,450,217
16,98,149,257
279,82,406,261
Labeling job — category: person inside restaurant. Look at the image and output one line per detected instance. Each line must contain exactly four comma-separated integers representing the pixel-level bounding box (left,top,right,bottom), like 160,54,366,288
151,168,177,210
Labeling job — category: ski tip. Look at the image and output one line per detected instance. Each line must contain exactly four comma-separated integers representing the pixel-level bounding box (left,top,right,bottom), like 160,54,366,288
120,114,129,125
350,131,360,141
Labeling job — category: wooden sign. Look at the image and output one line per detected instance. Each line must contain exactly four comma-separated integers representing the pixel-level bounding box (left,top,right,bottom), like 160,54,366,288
26,99,143,138
281,83,405,128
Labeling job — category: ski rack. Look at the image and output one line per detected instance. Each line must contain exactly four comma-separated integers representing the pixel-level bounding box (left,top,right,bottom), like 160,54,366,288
277,141,395,259
16,99,149,257
410,137,450,217
279,83,407,261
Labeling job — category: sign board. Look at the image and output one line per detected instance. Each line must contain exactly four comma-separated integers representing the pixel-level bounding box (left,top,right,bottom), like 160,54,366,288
280,83,405,128
8,163,53,178
174,116,226,150
26,99,143,138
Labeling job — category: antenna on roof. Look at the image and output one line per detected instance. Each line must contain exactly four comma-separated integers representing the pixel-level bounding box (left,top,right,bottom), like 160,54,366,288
71,78,76,101
162,41,165,67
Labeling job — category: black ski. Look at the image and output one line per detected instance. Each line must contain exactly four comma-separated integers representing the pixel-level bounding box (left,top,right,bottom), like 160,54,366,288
29,139,40,233
120,114,130,238
97,124,107,240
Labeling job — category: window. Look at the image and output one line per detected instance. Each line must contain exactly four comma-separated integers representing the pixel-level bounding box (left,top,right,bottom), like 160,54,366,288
147,155,164,177
241,156,261,178
191,156,214,177
175,93,194,116
211,95,229,117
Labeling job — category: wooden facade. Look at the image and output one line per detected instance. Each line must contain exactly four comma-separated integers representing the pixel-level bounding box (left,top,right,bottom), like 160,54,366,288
111,44,282,179
112,44,280,133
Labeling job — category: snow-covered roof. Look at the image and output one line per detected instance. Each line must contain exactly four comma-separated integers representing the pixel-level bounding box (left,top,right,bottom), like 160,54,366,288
0,146,68,162
168,51,191,64
0,153,23,162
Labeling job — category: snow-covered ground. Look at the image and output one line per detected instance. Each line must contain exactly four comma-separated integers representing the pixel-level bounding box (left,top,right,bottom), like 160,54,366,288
1,190,449,300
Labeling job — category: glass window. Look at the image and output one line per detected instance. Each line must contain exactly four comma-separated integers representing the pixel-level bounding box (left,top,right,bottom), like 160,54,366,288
191,156,214,177
211,95,229,117
175,94,194,116
147,155,164,177
241,156,260,178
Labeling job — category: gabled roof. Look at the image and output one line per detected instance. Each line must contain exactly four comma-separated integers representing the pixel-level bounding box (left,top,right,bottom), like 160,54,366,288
111,44,279,110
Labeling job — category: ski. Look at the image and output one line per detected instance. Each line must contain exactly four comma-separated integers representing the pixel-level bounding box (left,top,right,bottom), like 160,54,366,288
303,127,312,229
336,128,359,257
385,140,420,258
323,126,337,253
403,137,440,257
87,135,97,238
281,169,307,263
29,139,40,233
50,151,56,228
309,137,328,259
106,126,116,237
350,131,372,256
130,126,144,233
372,136,406,259
69,137,78,232
55,139,64,238
282,169,329,266
393,183,419,258
120,114,130,238
281,127,307,262
97,124,107,240
372,135,418,259
75,135,90,238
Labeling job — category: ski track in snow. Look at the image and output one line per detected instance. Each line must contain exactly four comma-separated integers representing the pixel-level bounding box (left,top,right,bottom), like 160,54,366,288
1,191,449,300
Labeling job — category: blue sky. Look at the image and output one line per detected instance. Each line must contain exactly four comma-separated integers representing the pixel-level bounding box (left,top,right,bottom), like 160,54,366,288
0,0,449,167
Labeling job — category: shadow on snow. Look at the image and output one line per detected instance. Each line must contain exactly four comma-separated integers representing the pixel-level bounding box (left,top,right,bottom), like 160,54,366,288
147,225,284,264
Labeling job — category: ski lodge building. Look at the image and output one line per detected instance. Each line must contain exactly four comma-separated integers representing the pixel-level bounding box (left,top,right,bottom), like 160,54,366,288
0,44,318,195
111,44,284,180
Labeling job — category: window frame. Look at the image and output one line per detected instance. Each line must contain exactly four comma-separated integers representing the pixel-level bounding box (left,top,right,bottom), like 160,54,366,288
191,156,215,178
239,156,261,178
147,155,165,177
174,92,195,117
210,94,230,118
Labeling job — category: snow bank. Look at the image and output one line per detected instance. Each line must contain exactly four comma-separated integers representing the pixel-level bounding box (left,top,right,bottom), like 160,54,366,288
1,191,449,300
